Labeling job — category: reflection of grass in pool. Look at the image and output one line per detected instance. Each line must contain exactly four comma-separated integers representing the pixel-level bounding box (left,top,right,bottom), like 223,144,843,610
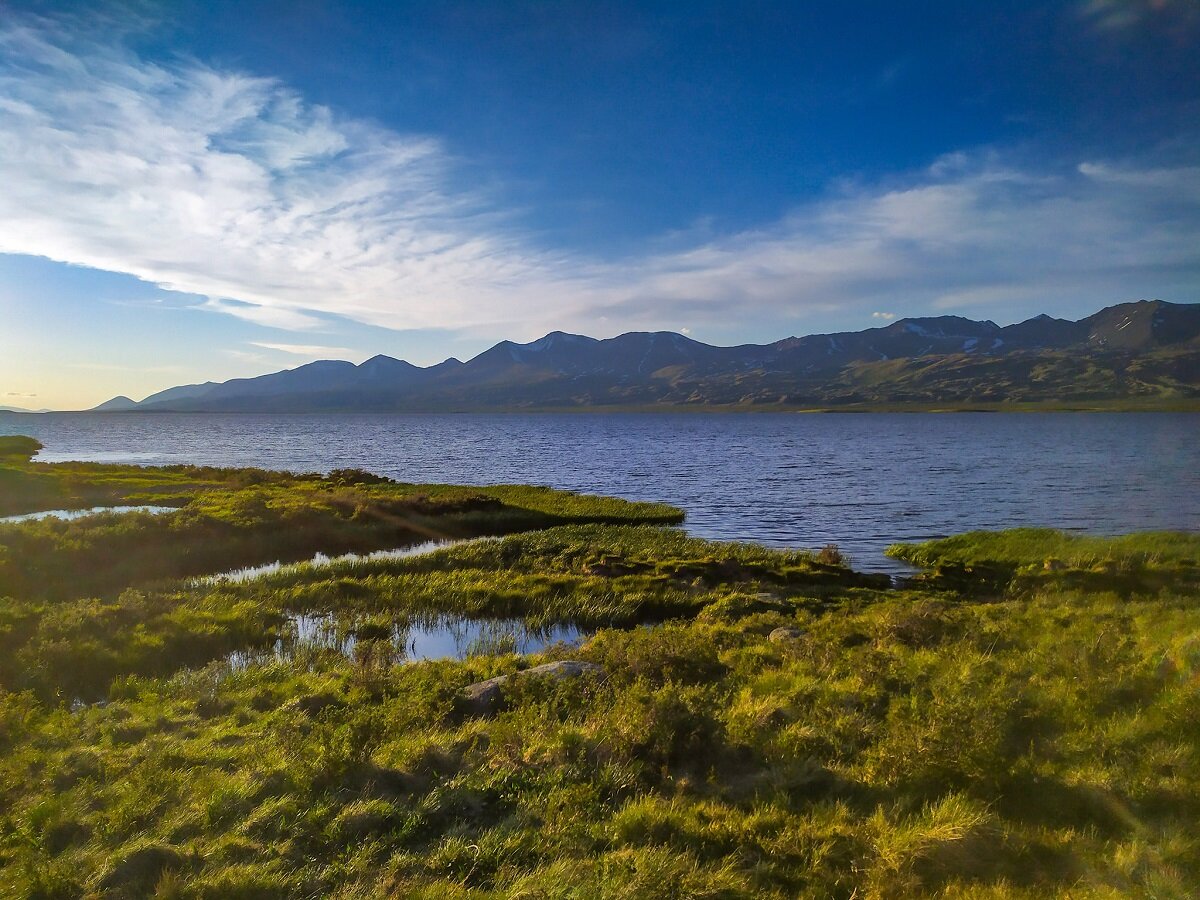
463,623,519,658
229,611,585,670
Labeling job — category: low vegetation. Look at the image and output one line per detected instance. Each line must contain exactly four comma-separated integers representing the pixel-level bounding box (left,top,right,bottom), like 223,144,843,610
0,440,1196,898
888,527,1200,596
0,450,680,601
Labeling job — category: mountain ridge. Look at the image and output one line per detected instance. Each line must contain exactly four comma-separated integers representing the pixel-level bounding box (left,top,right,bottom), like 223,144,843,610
94,300,1200,412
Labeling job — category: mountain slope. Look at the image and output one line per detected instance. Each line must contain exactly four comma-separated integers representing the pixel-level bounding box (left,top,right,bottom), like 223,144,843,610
91,396,140,412
94,300,1200,412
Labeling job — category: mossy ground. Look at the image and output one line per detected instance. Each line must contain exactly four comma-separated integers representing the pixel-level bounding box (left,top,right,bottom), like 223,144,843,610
1,443,1197,898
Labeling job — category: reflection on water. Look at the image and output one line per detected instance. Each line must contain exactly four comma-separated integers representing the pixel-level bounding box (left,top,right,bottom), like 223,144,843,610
228,613,584,668
0,504,178,524
207,538,580,669
193,538,477,585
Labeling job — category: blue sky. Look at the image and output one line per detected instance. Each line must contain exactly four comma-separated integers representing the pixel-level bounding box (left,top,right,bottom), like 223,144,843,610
1,0,1198,408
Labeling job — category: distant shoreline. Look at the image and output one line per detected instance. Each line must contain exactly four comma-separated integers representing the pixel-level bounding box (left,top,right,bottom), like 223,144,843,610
6,400,1200,416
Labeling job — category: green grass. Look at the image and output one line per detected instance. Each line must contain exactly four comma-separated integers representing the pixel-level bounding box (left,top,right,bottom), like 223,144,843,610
0,464,681,603
0,524,878,702
0,435,42,461
3,570,1197,897
887,528,1200,596
0,442,1196,898
887,527,1200,569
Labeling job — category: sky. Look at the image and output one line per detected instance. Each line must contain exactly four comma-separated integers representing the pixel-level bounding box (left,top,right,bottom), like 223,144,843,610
1,0,1198,409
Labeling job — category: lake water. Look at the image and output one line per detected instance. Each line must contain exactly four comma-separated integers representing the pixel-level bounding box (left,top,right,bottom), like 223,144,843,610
0,504,177,524
228,612,584,669
2,411,1196,571
192,538,468,585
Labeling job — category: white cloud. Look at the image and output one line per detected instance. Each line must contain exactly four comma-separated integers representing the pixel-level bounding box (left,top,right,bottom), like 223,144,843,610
872,312,896,320
221,349,268,365
0,19,558,332
1079,0,1200,33
592,154,1200,327
199,299,325,331
250,342,357,358
0,16,1197,342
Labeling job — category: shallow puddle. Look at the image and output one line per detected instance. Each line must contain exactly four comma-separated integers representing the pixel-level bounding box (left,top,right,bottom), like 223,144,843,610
229,613,585,668
0,504,178,523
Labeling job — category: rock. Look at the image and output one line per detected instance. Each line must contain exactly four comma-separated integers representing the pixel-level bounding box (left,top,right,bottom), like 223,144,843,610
460,677,507,717
459,661,604,718
768,626,805,644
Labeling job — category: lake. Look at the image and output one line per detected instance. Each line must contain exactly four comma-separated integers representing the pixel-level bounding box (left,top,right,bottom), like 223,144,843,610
2,411,1196,572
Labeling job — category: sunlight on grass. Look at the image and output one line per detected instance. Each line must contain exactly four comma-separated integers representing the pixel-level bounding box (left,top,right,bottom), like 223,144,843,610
0,439,1196,897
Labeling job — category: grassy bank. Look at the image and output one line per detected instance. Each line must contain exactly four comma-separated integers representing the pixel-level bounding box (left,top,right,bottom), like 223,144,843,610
0,441,1197,898
0,440,681,602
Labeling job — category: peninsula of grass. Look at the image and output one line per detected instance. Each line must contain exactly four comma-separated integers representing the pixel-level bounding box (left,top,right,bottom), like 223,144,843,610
0,441,681,601
1,439,1197,898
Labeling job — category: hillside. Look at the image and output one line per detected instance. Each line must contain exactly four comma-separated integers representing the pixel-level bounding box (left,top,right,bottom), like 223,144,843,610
95,300,1200,412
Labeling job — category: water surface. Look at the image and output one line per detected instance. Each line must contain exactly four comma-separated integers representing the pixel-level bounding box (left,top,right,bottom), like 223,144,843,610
3,411,1195,571
0,504,177,524
195,538,467,584
229,613,584,669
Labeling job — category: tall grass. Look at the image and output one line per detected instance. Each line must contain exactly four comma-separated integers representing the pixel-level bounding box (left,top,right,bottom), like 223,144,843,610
0,446,1196,897
3,573,1197,897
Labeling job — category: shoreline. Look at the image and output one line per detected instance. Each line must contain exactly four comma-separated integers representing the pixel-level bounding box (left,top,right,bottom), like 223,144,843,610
6,400,1200,415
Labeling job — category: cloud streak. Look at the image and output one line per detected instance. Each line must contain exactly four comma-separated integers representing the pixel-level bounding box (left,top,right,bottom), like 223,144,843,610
250,342,358,358
0,16,1197,342
1079,0,1200,34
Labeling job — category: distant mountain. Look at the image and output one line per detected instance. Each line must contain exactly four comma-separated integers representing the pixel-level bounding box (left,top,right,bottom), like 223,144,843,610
91,396,139,412
94,300,1200,412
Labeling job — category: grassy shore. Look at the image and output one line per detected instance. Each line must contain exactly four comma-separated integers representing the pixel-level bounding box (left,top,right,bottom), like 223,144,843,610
1,439,1197,898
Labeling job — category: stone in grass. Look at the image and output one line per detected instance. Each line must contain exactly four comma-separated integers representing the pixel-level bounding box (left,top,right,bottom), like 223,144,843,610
768,626,806,644
459,661,605,718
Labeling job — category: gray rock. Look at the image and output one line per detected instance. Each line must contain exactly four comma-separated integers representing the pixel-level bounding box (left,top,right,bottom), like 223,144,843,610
459,661,604,717
768,626,805,644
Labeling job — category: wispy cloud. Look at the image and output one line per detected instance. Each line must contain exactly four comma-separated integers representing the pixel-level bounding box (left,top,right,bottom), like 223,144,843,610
221,348,268,365
872,312,896,321
0,14,1197,342
0,17,546,332
591,154,1200,326
1079,0,1200,34
200,299,325,331
250,342,357,358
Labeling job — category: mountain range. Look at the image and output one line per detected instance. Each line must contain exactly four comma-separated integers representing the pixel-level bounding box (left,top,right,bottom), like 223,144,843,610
93,299,1200,412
